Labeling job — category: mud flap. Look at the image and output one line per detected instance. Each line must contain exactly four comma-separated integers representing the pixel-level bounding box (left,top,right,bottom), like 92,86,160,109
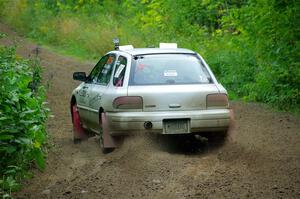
101,112,117,148
227,109,236,142
72,105,86,139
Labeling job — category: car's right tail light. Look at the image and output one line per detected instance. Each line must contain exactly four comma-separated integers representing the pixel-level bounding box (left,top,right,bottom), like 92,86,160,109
113,96,143,109
206,93,229,108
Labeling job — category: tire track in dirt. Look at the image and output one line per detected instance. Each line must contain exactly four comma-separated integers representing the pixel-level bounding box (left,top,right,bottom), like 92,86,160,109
1,22,299,199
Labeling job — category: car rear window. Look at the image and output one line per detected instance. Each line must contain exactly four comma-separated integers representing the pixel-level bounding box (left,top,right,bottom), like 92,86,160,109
129,54,212,85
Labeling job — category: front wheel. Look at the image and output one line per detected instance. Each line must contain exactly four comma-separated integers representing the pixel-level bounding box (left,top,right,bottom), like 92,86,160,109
71,103,86,144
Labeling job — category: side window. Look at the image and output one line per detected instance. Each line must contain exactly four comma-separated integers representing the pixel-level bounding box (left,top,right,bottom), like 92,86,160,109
87,55,108,84
113,56,127,87
97,54,116,85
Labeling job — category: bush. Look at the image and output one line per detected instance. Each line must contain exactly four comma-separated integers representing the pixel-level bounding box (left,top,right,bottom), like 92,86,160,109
0,0,299,111
0,39,49,196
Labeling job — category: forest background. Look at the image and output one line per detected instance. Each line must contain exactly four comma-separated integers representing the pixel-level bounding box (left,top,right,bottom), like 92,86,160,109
0,0,299,196
0,0,299,110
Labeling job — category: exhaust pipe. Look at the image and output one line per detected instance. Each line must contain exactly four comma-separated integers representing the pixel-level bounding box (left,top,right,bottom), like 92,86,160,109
144,121,153,129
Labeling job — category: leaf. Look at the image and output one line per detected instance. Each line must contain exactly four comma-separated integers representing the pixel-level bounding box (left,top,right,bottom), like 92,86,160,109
3,176,21,191
33,149,45,170
16,137,32,145
0,116,8,121
1,128,20,134
5,146,17,154
0,134,14,140
19,109,36,118
20,120,36,124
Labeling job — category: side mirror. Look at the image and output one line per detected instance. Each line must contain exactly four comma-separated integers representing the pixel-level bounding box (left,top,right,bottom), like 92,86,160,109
73,72,87,81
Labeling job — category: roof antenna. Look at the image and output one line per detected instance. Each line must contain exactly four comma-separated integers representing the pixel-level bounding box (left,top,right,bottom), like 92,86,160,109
113,38,119,50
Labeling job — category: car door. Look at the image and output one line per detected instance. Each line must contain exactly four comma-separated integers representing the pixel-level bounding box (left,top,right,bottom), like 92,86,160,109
86,54,116,131
76,55,109,128
76,82,91,127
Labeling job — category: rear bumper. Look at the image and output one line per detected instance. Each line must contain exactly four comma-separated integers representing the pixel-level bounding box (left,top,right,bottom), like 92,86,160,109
106,109,231,135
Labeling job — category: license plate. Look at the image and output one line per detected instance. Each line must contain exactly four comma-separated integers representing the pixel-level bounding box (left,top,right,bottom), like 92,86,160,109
163,119,190,134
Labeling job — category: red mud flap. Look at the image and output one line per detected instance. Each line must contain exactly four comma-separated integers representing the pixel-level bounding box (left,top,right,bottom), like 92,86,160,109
72,104,86,140
101,112,117,148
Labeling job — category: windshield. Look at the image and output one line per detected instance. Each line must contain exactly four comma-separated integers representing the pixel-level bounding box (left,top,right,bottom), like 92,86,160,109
129,54,212,85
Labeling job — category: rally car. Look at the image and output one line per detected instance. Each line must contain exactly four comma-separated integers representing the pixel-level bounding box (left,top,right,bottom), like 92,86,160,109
71,42,231,153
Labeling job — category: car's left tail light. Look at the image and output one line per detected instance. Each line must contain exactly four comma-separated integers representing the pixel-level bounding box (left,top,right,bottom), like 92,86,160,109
113,96,143,109
206,93,229,108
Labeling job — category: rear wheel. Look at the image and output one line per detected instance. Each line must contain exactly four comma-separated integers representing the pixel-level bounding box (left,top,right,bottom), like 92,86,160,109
71,103,86,144
200,130,228,146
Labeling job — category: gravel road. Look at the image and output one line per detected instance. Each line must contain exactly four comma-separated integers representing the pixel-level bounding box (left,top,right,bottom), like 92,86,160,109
1,23,299,199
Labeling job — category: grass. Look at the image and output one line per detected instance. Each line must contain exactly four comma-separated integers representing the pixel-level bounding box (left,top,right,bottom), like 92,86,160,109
0,0,298,112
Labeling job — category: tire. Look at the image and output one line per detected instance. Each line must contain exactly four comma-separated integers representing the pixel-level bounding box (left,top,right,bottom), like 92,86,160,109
71,103,86,144
73,137,82,144
199,130,228,148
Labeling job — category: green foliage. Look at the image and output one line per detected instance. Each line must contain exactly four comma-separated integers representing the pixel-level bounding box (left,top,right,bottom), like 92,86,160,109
0,42,49,196
0,0,299,111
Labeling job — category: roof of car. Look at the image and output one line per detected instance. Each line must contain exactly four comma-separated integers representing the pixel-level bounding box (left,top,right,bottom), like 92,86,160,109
117,48,196,56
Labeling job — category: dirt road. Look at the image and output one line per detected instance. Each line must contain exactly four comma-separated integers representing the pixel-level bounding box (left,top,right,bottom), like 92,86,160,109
1,23,299,199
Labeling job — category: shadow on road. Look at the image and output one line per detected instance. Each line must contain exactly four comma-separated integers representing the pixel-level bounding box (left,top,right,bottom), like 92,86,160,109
146,133,227,155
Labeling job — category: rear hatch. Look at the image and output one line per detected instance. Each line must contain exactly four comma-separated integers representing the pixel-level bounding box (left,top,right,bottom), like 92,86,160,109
127,53,219,111
128,84,219,111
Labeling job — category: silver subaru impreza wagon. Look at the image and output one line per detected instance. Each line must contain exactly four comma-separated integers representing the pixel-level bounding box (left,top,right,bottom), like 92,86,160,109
71,43,232,153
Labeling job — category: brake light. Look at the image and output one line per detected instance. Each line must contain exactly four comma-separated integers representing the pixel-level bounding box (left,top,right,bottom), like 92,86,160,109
113,96,143,109
206,94,229,108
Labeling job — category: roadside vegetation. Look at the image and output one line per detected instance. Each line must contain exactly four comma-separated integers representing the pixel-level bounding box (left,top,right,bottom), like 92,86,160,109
0,33,49,197
0,0,299,112
0,0,299,197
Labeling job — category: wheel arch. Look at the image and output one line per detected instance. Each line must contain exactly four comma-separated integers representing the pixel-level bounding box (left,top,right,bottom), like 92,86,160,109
70,95,77,123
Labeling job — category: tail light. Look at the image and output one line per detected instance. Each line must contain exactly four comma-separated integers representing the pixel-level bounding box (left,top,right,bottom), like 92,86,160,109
113,96,143,109
206,93,229,108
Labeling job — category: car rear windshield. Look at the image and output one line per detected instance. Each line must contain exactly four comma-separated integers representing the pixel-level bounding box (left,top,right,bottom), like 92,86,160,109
129,53,212,85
